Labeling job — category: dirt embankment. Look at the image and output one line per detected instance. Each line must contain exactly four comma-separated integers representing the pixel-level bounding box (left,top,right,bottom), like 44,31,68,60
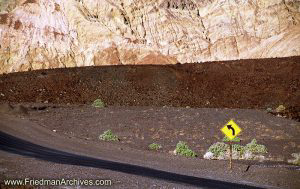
0,57,299,110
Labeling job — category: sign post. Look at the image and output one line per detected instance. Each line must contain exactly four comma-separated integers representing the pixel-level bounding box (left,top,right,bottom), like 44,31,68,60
229,141,232,169
221,119,242,170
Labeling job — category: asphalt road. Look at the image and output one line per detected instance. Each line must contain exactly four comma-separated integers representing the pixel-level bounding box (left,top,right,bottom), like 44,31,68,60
0,131,264,189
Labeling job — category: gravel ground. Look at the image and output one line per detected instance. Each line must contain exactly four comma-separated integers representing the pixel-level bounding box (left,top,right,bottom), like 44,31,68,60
0,105,300,189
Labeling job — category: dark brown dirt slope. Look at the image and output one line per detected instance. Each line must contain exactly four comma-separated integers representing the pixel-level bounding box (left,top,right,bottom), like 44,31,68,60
0,57,299,109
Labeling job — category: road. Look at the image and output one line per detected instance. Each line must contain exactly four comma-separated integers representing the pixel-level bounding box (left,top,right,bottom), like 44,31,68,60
0,131,263,189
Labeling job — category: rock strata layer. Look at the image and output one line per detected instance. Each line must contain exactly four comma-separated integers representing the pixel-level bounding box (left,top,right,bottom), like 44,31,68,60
0,0,300,73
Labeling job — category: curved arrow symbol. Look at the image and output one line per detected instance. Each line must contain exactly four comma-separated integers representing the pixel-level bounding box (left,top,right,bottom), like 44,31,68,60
227,125,235,136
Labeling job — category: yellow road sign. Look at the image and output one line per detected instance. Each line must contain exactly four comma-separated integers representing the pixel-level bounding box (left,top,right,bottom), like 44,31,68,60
221,119,242,140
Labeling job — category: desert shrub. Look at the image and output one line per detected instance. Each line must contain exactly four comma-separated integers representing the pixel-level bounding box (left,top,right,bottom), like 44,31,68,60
99,130,119,141
288,153,300,165
175,141,197,157
92,99,105,108
223,136,241,142
205,139,267,160
233,144,245,156
276,105,286,113
245,139,267,154
207,142,229,158
149,143,162,151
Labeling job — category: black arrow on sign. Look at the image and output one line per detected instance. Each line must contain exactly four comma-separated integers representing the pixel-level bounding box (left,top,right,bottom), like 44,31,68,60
227,125,235,136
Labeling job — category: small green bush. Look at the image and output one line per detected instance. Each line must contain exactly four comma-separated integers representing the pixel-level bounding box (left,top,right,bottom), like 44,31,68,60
233,144,246,156
276,105,286,113
149,143,162,151
205,139,267,160
245,139,267,153
208,142,229,158
288,153,300,165
99,130,119,141
175,141,197,157
92,99,105,108
223,136,241,142
266,108,273,113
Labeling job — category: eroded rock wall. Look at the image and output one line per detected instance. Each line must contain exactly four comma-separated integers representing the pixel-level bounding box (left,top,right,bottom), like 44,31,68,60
0,0,300,73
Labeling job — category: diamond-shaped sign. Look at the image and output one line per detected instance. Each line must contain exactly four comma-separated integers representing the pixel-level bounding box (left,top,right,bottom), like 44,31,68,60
221,119,242,140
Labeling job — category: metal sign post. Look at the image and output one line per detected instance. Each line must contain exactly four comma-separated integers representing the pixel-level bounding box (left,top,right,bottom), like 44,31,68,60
229,141,232,170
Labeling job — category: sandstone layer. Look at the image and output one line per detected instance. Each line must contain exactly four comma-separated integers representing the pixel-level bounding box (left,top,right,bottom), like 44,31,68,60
0,0,300,73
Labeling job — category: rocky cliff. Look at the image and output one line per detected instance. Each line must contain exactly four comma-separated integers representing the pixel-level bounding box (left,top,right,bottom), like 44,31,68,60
0,0,300,73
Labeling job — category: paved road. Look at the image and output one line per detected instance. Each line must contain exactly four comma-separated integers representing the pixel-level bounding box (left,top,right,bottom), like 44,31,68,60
0,131,263,189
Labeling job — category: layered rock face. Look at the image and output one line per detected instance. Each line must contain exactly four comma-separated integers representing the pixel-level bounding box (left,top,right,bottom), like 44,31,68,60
0,0,300,73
